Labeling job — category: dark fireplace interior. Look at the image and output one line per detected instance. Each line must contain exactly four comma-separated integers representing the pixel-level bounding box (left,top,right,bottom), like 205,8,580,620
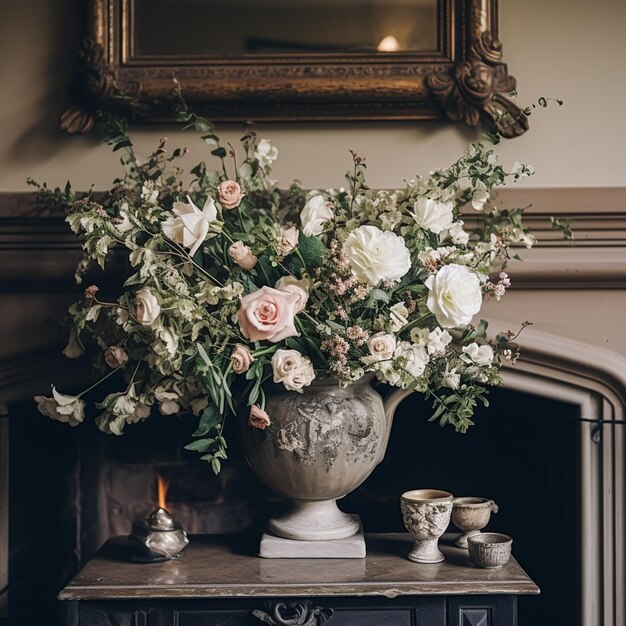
4,386,579,625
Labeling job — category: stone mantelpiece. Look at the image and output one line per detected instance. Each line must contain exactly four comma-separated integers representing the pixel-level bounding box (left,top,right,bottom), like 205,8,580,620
60,533,539,600
59,534,538,626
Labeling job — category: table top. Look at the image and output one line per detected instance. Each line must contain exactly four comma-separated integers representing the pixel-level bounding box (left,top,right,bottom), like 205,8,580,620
59,533,539,601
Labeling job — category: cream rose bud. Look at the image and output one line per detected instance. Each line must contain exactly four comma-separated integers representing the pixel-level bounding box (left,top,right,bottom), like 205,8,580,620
425,264,482,329
275,276,309,312
228,241,257,269
231,343,254,374
343,225,411,286
367,332,396,361
412,197,454,234
301,195,333,237
237,286,300,343
279,227,299,255
286,360,316,392
104,346,129,368
249,404,271,430
135,288,161,326
271,349,315,392
217,180,245,209
462,342,494,366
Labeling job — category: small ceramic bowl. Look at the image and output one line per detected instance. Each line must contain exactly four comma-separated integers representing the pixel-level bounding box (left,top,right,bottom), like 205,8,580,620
451,497,499,548
468,532,512,568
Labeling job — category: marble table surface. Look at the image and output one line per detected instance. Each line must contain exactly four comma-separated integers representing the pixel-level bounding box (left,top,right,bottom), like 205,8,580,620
59,532,540,600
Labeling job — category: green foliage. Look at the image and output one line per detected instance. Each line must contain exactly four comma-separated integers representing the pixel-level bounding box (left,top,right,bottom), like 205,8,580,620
34,88,554,474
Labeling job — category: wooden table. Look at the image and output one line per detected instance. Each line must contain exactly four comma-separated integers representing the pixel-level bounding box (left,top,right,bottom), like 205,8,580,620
59,533,539,625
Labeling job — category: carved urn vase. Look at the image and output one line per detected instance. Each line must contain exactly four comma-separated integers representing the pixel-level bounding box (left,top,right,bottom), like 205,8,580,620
239,375,410,549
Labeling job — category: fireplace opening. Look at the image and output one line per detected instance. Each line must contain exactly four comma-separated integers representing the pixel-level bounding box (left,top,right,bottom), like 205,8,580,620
5,386,580,625
345,387,580,626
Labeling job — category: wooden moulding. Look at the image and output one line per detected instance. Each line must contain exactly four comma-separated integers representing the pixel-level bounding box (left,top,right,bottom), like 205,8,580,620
1,188,624,291
60,0,527,136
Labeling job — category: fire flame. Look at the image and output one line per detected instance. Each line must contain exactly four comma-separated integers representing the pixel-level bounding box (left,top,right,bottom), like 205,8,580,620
157,474,171,511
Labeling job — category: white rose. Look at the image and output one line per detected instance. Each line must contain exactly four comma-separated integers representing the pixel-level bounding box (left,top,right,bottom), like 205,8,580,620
271,349,315,393
377,362,402,386
285,360,316,392
443,366,461,390
412,197,454,234
275,276,310,313
135,288,161,326
162,195,219,257
394,341,429,378
301,195,333,237
427,327,453,355
462,342,494,366
35,387,85,427
343,225,411,286
255,139,278,166
444,221,470,246
471,180,489,211
425,264,482,328
366,332,396,361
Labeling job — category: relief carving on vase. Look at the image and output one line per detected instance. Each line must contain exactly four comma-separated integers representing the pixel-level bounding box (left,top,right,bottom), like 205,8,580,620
269,393,379,471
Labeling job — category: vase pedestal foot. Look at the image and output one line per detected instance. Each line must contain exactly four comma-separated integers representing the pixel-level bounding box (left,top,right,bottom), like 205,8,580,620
267,499,360,541
259,517,365,558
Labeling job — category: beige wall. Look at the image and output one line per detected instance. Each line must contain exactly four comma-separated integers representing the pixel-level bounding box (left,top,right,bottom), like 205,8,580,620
1,0,625,191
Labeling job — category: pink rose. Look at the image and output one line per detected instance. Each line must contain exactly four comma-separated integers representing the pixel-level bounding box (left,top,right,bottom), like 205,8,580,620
249,405,270,430
237,286,299,343
228,241,257,270
217,180,245,209
231,343,254,374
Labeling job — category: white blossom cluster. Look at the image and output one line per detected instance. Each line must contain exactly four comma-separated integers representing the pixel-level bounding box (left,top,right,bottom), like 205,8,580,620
33,114,536,470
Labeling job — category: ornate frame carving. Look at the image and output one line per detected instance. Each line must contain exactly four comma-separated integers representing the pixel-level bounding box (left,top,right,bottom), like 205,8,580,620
61,0,527,136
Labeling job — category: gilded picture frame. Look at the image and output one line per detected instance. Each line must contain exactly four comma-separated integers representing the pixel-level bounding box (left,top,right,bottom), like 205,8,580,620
61,0,528,137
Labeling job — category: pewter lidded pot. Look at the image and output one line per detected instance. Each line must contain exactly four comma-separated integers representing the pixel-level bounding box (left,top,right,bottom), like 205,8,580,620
239,375,411,542
130,507,189,561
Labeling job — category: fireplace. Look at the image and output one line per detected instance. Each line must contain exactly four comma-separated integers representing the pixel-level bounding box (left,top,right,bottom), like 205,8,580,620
0,188,624,626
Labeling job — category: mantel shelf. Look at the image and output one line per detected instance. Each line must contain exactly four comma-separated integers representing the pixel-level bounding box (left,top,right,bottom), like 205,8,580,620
59,533,540,601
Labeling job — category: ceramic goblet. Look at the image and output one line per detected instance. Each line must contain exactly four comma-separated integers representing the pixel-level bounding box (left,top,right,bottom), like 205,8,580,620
451,497,499,548
401,489,453,563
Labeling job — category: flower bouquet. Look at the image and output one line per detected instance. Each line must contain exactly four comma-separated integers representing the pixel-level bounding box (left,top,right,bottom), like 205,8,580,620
34,98,536,477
